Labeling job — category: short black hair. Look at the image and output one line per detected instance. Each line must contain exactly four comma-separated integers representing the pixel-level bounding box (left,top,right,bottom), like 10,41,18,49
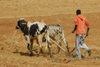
76,9,81,15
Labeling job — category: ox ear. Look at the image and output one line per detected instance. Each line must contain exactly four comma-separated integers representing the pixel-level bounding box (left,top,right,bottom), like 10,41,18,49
21,23,27,25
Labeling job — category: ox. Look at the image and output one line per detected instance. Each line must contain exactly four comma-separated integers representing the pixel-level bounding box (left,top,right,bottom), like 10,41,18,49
16,18,47,56
45,24,70,55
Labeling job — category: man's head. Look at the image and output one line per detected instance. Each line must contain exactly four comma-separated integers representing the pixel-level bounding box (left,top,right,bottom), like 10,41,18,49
76,9,81,15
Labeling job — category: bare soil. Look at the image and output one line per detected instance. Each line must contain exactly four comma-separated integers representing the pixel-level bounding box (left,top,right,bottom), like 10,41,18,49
0,0,100,67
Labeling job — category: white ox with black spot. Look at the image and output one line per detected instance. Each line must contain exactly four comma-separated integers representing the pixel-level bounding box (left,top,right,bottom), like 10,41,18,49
45,24,70,55
16,18,47,56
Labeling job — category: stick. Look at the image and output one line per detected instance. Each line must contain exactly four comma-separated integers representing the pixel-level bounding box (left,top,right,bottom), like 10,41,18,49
50,39,66,52
70,47,75,54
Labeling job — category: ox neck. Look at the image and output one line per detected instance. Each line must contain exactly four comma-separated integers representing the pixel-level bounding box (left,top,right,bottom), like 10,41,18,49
20,24,29,36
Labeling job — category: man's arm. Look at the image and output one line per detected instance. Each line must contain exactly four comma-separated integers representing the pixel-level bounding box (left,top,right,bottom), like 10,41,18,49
72,25,77,33
85,19,90,37
86,28,90,37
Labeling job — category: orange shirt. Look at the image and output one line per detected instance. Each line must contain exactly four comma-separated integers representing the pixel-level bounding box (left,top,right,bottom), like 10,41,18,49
74,15,90,34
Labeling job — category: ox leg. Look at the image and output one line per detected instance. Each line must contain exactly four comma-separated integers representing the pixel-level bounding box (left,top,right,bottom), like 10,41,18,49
47,41,53,57
38,35,43,53
56,41,62,54
61,34,70,55
26,35,30,50
45,31,50,50
27,43,30,50
25,35,33,56
45,32,53,57
30,38,34,56
55,36,62,54
59,29,70,55
25,36,30,50
63,40,70,55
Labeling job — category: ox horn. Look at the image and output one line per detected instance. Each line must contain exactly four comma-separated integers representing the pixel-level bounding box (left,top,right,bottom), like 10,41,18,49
22,23,27,25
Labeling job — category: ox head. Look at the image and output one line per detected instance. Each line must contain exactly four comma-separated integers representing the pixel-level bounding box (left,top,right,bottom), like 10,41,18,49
16,18,27,29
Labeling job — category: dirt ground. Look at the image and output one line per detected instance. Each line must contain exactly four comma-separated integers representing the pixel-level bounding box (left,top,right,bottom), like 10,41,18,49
0,0,100,67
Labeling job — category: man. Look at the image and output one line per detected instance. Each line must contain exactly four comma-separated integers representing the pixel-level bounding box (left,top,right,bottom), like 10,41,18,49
72,9,91,59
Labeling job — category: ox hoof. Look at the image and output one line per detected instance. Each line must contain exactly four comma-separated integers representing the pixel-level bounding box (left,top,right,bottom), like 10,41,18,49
30,52,34,56
40,48,43,53
49,52,53,58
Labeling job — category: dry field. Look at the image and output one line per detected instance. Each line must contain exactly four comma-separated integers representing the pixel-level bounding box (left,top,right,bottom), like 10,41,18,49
0,0,100,67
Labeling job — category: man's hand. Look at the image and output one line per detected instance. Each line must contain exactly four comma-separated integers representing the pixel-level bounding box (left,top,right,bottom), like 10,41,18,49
86,33,88,36
72,30,75,33
86,28,89,38
85,33,89,38
72,25,77,33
